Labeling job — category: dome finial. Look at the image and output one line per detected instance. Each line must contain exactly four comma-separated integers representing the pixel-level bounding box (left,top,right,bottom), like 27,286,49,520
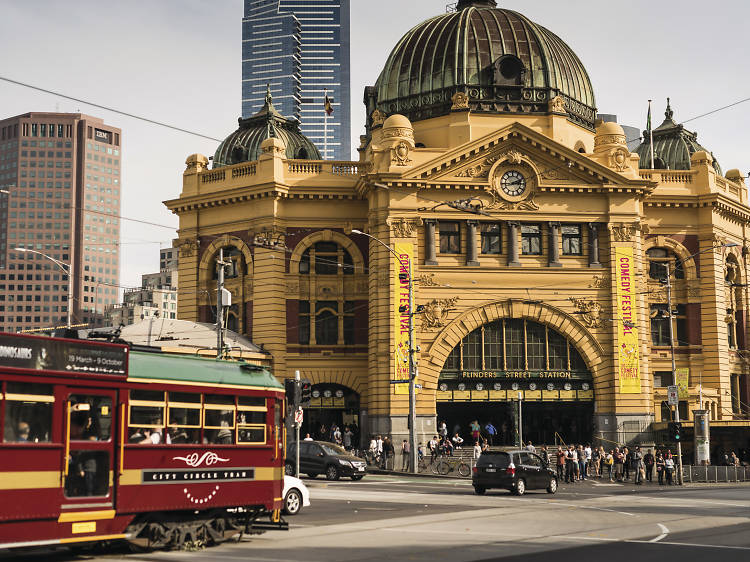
456,0,497,10
265,83,273,106
665,97,673,120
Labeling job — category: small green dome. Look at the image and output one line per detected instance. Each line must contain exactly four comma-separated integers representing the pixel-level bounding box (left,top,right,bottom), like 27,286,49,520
371,1,597,129
634,99,721,174
214,88,320,167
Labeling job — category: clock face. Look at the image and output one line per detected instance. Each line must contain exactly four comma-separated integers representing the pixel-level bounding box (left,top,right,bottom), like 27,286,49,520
501,170,526,196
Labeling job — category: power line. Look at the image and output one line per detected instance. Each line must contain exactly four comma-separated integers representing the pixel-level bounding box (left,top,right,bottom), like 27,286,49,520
0,75,223,142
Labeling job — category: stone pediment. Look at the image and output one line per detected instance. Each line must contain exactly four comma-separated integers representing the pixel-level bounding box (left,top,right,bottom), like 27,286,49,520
400,123,651,191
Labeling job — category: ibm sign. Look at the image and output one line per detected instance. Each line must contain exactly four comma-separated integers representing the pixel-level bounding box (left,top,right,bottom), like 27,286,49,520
94,128,111,144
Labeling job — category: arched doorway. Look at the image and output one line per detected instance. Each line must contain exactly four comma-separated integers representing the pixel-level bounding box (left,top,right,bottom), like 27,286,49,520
301,384,361,448
436,319,594,446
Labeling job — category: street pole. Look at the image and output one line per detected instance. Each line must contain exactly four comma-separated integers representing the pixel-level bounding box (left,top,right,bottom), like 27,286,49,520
665,262,684,484
216,248,228,359
518,392,523,448
351,230,418,474
295,370,301,478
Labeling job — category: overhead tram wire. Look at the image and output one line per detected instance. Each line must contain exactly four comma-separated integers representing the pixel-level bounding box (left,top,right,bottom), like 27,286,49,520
0,75,223,142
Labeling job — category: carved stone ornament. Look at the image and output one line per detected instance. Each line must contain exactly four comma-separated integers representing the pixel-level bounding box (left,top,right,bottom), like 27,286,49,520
451,91,470,110
503,150,524,165
608,222,642,242
456,155,498,178
491,197,540,211
609,147,630,172
387,217,423,238
392,141,412,166
713,233,728,253
569,297,602,328
549,95,566,114
177,237,199,257
371,109,386,127
415,273,439,287
286,281,299,293
595,134,627,149
589,273,610,288
382,127,414,141
420,296,459,331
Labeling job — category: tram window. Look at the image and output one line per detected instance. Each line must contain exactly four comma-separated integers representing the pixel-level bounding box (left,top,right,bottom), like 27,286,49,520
128,389,165,444
166,391,201,444
168,392,201,404
69,395,112,441
238,396,265,407
65,450,109,497
3,382,53,443
130,389,164,402
204,395,235,445
238,406,267,444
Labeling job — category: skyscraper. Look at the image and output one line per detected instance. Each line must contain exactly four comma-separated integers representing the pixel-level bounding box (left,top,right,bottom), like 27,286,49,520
0,112,121,333
242,0,351,160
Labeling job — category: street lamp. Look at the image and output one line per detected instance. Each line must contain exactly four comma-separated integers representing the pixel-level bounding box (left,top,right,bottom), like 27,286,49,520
14,247,73,328
664,242,737,484
351,229,418,474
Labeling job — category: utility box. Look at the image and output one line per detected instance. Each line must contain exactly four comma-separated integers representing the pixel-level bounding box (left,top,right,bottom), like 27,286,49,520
693,409,710,465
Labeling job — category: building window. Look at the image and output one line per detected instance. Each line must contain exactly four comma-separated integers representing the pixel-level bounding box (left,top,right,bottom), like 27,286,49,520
647,247,684,280
521,224,541,255
653,371,673,387
480,223,501,254
561,225,582,255
439,222,460,254
211,246,246,280
299,242,353,275
650,304,688,346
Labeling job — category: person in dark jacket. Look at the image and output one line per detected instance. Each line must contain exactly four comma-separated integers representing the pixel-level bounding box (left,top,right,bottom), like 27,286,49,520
644,449,655,482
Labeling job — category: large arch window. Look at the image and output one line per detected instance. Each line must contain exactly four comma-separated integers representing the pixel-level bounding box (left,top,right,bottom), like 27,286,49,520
211,246,246,280
299,242,354,275
440,319,588,378
646,247,684,280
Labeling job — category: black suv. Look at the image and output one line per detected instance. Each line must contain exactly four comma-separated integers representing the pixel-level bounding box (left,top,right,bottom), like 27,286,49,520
472,449,557,495
286,440,367,481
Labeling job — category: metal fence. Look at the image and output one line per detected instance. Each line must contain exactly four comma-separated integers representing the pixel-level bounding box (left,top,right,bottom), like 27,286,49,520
682,464,750,483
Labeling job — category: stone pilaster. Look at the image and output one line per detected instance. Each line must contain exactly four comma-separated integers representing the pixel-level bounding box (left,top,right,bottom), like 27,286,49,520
466,220,480,266
507,221,521,266
424,219,438,265
252,245,287,379
548,222,562,267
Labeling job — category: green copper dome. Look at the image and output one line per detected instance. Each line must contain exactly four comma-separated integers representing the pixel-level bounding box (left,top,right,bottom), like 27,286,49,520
369,1,597,130
634,99,721,174
214,88,320,168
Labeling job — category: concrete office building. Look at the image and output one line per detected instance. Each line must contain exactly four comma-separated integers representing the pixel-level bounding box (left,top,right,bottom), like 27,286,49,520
241,0,351,160
0,112,121,332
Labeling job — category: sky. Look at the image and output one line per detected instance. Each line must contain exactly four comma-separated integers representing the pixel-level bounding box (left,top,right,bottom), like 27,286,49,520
1,0,748,291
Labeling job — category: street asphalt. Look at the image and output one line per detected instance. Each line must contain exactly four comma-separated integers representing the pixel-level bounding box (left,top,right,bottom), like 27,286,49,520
4,475,750,561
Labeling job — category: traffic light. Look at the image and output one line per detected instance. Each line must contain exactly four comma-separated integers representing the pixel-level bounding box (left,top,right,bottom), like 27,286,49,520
299,379,312,406
667,421,682,441
285,378,300,408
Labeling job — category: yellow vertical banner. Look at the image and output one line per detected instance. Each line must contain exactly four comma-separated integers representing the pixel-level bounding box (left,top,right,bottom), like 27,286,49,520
393,242,414,395
616,247,641,393
676,368,689,399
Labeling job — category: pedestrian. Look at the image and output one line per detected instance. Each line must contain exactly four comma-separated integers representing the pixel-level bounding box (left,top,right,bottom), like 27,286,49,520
730,451,740,466
470,420,480,443
555,446,566,481
664,451,675,485
343,426,353,450
605,450,614,481
473,440,482,459
644,448,654,482
577,445,586,480
444,435,454,456
376,435,384,466
632,446,644,484
539,445,549,467
584,444,593,477
613,447,624,482
451,432,464,450
526,441,536,453
622,447,630,481
438,420,448,439
484,421,497,446
565,445,577,483
428,435,439,463
383,437,395,470
591,446,600,478
303,433,314,441
401,439,410,471
656,452,665,485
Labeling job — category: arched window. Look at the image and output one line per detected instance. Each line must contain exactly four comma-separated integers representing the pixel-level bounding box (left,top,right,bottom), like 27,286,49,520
646,247,684,280
211,246,246,280
299,242,354,275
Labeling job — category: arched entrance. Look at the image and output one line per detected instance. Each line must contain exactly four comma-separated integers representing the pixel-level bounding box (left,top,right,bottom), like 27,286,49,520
301,384,361,447
436,319,594,446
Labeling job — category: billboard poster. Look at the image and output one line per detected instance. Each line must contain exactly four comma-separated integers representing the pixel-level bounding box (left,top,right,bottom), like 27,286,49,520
393,242,413,395
615,247,640,393
675,367,689,399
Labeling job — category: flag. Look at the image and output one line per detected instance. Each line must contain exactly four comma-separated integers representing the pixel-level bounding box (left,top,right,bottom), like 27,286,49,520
324,90,334,116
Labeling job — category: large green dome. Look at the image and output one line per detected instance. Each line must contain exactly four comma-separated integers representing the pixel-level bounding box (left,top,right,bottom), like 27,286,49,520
369,0,597,130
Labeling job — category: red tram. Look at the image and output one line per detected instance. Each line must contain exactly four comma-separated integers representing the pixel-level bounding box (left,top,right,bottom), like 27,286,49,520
0,332,287,550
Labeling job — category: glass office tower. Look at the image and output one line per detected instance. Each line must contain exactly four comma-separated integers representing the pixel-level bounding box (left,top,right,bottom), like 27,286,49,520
242,0,351,160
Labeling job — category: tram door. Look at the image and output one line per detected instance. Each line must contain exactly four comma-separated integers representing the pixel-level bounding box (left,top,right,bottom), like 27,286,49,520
61,389,117,512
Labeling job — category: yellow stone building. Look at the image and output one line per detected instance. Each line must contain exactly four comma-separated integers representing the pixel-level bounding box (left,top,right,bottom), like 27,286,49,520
165,0,749,455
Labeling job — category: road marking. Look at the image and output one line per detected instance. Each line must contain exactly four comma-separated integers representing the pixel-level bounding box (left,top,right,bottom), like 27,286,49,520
554,534,750,551
649,523,669,542
565,504,635,516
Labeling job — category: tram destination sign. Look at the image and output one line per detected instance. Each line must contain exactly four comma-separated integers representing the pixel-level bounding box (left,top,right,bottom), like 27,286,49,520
0,333,127,377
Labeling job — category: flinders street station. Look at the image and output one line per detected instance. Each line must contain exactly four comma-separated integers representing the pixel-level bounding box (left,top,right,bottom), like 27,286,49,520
165,0,749,455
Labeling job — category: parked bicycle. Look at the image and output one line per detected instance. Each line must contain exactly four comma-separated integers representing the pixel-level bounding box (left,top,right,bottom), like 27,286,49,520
432,456,471,477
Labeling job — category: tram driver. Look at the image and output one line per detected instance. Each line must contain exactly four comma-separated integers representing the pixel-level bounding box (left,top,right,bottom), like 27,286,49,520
15,421,30,442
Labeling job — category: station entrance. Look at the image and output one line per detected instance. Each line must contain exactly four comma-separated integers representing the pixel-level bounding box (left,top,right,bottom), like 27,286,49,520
436,318,595,447
300,384,361,446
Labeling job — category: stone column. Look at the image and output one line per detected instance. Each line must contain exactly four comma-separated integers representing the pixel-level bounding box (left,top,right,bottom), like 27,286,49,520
424,219,438,265
548,222,562,267
588,223,601,267
466,220,480,266
507,221,521,267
